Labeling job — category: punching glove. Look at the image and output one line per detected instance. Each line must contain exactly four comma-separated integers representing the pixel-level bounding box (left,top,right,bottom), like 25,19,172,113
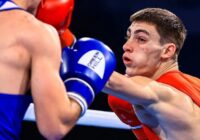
108,95,148,140
60,37,116,115
36,0,74,30
36,0,76,48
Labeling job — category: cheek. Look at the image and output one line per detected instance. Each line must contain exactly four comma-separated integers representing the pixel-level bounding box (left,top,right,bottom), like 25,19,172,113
134,48,150,60
141,46,162,59
140,46,151,54
134,48,161,68
131,51,149,66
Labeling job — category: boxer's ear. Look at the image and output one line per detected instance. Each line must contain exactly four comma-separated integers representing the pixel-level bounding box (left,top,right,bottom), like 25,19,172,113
161,43,176,59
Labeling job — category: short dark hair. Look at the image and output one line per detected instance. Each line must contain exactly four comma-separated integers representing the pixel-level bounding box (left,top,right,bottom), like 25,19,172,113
130,8,187,59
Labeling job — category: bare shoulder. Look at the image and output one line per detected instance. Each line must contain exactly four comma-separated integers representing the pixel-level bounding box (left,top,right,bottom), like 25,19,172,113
14,11,61,55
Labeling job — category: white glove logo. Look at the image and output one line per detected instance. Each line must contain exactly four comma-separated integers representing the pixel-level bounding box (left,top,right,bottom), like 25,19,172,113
78,50,105,79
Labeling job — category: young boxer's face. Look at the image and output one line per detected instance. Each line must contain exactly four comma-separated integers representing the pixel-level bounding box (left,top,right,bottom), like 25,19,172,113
123,21,165,77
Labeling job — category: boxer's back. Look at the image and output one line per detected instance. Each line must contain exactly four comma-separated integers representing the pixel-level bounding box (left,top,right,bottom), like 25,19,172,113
0,9,33,95
0,6,35,139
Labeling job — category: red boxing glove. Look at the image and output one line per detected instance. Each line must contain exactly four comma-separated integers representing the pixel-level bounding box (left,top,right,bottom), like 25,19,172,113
108,95,148,140
36,0,74,30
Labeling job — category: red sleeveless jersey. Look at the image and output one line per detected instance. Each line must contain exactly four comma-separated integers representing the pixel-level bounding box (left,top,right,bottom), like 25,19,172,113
108,70,200,140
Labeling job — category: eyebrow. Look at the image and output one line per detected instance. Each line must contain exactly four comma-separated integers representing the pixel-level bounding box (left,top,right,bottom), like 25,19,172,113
127,28,150,36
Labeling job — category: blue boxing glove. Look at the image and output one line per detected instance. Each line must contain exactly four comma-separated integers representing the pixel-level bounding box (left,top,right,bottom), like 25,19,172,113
60,37,116,115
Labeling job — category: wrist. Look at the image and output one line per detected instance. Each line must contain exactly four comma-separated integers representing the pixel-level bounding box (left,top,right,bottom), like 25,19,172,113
68,91,88,116
65,78,95,115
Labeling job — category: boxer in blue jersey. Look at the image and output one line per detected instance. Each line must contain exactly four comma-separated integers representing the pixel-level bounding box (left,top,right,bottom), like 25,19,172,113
0,2,32,140
0,0,116,139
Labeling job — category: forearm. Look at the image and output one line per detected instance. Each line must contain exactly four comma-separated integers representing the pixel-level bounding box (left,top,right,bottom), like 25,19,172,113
103,71,136,101
103,71,156,105
103,71,126,95
35,95,81,140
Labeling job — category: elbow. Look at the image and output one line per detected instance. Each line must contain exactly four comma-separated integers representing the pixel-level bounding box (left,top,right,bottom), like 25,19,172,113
38,123,72,140
40,129,66,140
44,133,65,140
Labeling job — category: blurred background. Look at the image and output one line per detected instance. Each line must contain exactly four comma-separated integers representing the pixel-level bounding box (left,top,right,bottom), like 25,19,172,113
21,0,200,139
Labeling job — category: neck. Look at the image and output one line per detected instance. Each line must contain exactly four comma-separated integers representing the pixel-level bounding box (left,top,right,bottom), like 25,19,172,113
151,60,179,80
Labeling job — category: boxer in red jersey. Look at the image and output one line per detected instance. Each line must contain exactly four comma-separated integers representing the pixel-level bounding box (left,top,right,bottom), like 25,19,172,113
103,8,200,140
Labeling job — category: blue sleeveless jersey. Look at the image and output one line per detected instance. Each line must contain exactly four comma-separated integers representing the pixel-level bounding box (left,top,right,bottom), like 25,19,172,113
0,0,23,11
0,1,31,139
0,93,32,140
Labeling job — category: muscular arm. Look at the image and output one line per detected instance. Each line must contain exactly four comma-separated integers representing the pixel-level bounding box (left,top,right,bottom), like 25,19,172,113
103,71,175,106
26,21,81,139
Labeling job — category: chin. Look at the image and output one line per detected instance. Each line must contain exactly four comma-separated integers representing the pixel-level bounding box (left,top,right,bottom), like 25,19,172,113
125,69,137,77
125,69,148,77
